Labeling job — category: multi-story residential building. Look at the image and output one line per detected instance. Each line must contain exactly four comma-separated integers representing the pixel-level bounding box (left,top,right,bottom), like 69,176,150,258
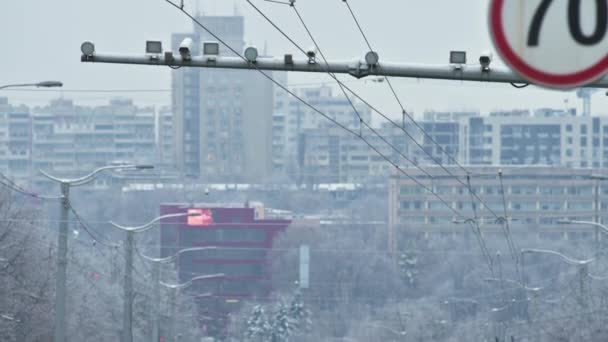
158,106,175,167
0,98,31,181
297,124,405,183
271,72,289,175
31,98,156,178
459,109,605,167
171,15,274,182
273,85,373,181
0,97,157,186
388,166,607,253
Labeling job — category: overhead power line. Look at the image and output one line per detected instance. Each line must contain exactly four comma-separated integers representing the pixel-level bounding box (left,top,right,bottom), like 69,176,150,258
163,0,464,219
244,0,505,225
339,0,468,173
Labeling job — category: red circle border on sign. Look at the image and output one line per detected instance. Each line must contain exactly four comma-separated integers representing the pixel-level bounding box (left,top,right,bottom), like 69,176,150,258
490,0,608,88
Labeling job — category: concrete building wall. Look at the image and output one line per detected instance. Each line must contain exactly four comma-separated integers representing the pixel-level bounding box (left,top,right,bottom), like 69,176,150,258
172,16,274,182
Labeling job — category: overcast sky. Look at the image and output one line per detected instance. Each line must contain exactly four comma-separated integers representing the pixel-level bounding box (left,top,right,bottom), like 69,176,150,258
1,0,606,118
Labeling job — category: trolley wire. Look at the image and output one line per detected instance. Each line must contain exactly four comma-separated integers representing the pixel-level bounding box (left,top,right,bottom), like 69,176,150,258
163,0,463,219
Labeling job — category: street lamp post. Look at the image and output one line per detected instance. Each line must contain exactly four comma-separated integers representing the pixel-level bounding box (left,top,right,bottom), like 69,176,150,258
109,212,201,342
521,248,594,307
589,174,608,249
41,164,153,342
138,246,218,342
557,219,608,255
161,274,225,342
0,81,63,90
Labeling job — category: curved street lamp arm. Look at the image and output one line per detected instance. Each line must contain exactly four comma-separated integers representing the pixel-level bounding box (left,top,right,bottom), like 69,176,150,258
0,81,62,90
69,165,136,185
110,212,195,233
0,83,35,90
38,169,66,183
568,220,608,235
521,248,594,266
137,246,217,263
484,277,543,292
40,164,153,186
588,273,608,281
160,273,225,290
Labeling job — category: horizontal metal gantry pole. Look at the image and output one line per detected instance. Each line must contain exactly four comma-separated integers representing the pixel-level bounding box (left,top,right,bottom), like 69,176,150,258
80,50,608,89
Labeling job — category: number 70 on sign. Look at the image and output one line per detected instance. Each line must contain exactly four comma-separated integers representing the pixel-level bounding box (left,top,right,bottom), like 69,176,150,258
490,0,608,88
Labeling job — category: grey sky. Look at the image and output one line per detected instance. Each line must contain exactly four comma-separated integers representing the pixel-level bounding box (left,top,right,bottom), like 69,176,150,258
1,0,605,117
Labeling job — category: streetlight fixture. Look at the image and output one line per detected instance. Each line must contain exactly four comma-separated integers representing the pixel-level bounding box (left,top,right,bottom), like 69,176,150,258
109,211,198,342
521,248,593,307
557,219,608,235
557,218,608,256
161,273,225,342
41,163,153,342
137,245,217,342
0,81,63,90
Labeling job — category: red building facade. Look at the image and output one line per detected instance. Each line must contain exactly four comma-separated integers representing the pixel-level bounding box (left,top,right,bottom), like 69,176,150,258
159,204,291,327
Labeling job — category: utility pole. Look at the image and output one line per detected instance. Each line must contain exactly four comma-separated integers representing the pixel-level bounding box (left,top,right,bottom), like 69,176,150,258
110,212,204,342
160,274,225,342
54,182,69,342
152,263,160,342
579,264,588,308
42,164,153,342
123,230,134,342
594,179,600,251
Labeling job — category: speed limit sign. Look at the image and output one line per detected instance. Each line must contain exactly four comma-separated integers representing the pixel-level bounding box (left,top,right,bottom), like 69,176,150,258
490,0,608,88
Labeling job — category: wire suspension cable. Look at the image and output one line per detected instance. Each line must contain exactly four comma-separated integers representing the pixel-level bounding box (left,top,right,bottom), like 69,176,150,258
498,170,522,278
68,203,121,249
245,0,502,221
290,4,433,178
466,175,495,276
247,0,448,179
340,0,469,173
163,0,463,218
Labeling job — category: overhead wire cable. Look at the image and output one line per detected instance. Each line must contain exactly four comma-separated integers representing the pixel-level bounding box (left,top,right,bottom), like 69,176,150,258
498,170,522,279
340,0,469,173
163,0,463,218
466,174,495,276
0,172,61,201
289,3,433,178
246,0,451,179
338,0,510,228
67,202,121,249
245,0,504,224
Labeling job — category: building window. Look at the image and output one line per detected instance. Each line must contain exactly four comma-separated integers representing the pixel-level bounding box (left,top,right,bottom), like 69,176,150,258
567,202,593,210
540,201,563,211
581,125,588,135
511,186,536,195
512,201,536,211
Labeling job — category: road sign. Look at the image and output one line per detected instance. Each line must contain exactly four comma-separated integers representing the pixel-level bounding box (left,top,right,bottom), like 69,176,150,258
489,0,608,88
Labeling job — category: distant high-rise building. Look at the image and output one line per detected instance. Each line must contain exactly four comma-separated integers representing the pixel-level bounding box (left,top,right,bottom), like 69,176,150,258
0,97,157,186
158,106,175,167
0,97,31,181
31,98,156,179
171,15,274,182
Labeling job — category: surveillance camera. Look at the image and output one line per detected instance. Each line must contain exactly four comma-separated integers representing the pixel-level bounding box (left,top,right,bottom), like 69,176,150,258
306,45,316,58
306,46,317,64
479,51,493,71
204,188,210,196
179,37,193,61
